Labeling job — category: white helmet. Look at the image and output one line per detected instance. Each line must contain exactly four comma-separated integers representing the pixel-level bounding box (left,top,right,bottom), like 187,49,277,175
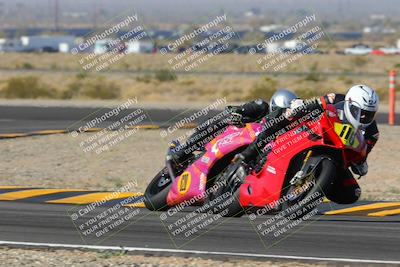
344,85,379,129
269,89,298,113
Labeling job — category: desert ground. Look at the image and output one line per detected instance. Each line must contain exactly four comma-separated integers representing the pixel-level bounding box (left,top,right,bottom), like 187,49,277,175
0,247,331,267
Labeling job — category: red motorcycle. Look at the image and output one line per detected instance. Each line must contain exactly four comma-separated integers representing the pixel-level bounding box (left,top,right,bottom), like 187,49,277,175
211,100,368,217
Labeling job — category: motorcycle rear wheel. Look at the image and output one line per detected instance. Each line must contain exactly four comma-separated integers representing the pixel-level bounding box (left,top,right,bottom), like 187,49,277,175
208,161,246,217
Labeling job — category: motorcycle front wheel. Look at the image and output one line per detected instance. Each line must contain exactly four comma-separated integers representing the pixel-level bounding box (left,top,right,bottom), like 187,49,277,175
144,167,172,211
282,155,336,220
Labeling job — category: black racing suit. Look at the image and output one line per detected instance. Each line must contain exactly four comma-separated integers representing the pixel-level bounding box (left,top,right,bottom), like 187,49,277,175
171,99,269,164
239,93,379,204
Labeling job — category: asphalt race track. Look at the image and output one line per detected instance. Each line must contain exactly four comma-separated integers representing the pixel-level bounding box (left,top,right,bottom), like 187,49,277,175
0,105,395,134
0,202,399,264
1,105,399,265
0,105,193,134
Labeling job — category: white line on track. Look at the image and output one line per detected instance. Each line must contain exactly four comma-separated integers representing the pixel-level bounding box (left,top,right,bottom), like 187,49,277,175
0,240,399,265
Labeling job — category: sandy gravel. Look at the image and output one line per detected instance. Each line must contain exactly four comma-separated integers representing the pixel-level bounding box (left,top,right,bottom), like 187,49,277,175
0,247,334,267
0,126,399,200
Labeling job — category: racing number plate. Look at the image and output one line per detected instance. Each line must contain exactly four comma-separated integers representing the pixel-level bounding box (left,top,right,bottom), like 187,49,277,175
178,172,191,195
334,122,359,148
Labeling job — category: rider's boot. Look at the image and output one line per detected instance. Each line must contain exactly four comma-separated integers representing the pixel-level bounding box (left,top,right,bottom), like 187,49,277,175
234,142,258,164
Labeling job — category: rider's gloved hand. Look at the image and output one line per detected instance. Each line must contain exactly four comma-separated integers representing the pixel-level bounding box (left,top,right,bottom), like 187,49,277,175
227,112,244,127
225,106,245,127
351,161,368,177
285,97,322,119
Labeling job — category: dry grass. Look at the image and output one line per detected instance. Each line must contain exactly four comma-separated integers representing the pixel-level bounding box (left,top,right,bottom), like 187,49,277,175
0,72,390,102
1,52,399,73
0,53,397,102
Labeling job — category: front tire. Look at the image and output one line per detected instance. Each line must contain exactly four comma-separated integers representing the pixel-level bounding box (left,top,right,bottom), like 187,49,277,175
282,156,336,220
144,168,172,211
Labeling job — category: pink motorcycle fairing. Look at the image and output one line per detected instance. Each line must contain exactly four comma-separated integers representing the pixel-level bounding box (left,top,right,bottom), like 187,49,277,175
166,122,264,206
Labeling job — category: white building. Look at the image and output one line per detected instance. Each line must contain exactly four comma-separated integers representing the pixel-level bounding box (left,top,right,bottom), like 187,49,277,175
260,24,286,33
59,43,71,53
94,39,114,54
20,35,76,52
283,40,305,50
265,42,281,53
0,38,24,52
364,26,396,34
126,40,153,54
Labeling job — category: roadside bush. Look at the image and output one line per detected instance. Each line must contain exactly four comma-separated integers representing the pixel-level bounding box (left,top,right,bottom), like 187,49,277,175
21,62,34,69
62,81,81,99
375,87,388,101
135,74,152,83
337,75,354,86
303,63,322,82
81,78,120,99
63,77,121,99
50,63,58,70
76,70,89,80
295,88,319,99
351,56,368,68
135,70,177,83
1,76,57,98
154,69,177,82
246,76,277,100
120,61,131,70
178,78,195,86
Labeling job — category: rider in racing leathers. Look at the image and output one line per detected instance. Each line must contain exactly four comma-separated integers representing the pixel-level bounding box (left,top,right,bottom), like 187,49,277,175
234,85,380,204
168,89,298,169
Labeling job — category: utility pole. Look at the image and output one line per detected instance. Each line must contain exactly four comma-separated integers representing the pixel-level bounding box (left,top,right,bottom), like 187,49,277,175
93,0,98,29
54,0,59,31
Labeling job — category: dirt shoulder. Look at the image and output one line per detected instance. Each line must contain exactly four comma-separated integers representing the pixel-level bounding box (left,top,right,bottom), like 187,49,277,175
0,247,333,267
